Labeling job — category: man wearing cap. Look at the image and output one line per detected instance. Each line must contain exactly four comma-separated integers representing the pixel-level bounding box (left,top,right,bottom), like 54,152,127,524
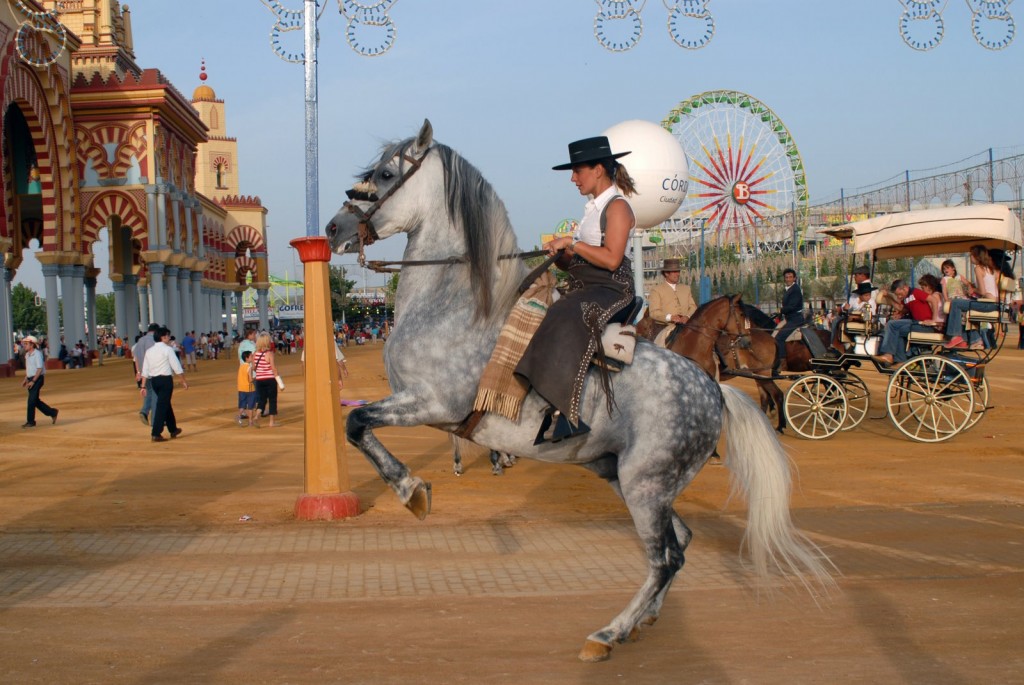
647,258,697,339
20,336,58,428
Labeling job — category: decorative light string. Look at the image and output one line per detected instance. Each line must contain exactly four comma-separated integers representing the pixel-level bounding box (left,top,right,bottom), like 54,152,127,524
967,0,1015,50
13,0,67,67
665,0,715,49
338,0,398,56
898,0,947,50
260,0,328,63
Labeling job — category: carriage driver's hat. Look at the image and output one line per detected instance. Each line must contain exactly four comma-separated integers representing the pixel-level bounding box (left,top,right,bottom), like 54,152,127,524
852,282,878,296
660,258,683,273
552,136,631,170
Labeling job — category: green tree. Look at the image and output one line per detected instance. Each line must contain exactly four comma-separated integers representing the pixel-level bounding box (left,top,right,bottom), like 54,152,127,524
95,292,115,327
328,265,357,324
12,282,46,333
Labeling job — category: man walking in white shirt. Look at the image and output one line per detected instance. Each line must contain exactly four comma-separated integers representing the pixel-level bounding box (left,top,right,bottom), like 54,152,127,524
141,327,189,442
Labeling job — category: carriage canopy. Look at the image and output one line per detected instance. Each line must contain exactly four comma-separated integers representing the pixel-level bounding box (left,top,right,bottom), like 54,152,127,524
825,205,1023,258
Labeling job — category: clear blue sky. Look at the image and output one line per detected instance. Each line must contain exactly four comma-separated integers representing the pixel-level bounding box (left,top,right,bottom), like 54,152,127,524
16,0,1023,294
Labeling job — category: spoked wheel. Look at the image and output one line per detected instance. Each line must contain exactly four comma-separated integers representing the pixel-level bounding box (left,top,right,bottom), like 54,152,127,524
886,355,974,443
964,376,989,431
838,372,870,431
784,374,848,440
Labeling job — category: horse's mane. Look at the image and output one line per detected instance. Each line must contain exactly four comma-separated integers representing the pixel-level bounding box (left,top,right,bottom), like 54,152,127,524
741,302,776,331
363,139,522,321
689,294,729,321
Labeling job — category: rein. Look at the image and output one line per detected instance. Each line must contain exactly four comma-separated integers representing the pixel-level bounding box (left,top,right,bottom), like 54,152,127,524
342,145,548,273
362,249,548,274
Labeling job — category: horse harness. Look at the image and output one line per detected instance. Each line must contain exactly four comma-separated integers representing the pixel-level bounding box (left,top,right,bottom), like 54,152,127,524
341,145,547,276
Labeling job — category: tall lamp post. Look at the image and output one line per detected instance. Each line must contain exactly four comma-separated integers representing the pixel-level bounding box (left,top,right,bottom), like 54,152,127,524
260,0,400,519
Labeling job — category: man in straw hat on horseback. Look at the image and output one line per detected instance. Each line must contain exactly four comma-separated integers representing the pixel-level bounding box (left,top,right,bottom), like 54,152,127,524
647,257,697,344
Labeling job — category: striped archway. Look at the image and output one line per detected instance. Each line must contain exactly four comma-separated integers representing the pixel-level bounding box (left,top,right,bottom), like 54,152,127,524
226,224,265,253
81,190,147,245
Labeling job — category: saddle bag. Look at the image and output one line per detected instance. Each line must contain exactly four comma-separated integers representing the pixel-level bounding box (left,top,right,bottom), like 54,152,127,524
599,323,637,365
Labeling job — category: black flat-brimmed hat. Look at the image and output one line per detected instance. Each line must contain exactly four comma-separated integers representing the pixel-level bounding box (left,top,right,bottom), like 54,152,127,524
852,283,878,296
552,136,631,170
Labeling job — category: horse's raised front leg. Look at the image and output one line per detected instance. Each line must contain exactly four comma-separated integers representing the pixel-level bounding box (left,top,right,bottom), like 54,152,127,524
347,392,449,519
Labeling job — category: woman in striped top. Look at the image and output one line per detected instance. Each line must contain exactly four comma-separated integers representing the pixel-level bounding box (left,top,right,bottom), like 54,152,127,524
250,332,280,427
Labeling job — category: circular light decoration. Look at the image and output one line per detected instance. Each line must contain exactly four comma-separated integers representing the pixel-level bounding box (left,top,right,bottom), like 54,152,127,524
898,0,947,51
968,0,1016,50
665,0,715,50
13,0,67,67
662,90,809,254
339,0,399,56
594,0,646,52
260,0,328,63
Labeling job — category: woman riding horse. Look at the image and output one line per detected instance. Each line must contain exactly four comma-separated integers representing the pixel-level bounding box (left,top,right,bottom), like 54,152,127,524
515,136,637,444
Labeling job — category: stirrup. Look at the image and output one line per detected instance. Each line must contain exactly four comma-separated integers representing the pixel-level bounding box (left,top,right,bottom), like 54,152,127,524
534,408,590,445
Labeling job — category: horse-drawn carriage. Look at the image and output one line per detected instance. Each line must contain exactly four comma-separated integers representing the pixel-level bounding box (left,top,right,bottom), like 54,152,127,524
772,204,1021,443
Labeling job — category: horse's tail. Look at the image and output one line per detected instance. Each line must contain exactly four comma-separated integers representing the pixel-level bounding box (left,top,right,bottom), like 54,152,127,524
718,384,836,593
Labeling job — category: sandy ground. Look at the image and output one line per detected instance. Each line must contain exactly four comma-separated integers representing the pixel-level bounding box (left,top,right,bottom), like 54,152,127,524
0,337,1022,684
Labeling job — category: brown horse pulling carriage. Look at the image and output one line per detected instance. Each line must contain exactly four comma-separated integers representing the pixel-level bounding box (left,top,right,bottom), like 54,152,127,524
638,204,1021,443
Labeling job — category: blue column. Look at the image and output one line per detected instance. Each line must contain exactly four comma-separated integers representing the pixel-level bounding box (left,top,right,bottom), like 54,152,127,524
42,264,61,350
165,266,180,335
72,264,86,346
178,268,192,334
85,276,98,351
257,288,270,331
135,280,148,332
113,279,128,339
191,271,204,334
0,267,13,364
148,263,166,327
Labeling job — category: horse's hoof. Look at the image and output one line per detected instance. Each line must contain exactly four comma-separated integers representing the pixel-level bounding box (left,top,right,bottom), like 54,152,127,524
625,627,641,643
578,640,613,662
640,615,658,627
405,481,432,520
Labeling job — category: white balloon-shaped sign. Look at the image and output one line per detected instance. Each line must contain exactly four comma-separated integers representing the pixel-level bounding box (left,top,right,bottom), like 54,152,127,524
603,120,688,229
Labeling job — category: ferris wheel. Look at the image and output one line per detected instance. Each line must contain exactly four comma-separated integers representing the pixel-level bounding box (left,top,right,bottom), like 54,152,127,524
662,90,809,254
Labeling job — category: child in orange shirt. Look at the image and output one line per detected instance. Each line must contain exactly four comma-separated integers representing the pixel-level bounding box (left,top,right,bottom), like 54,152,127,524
237,350,258,427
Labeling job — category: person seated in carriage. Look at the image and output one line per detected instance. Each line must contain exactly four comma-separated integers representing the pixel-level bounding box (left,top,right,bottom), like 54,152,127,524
773,268,805,363
830,265,872,353
940,259,973,301
914,273,946,331
515,135,637,444
872,278,934,366
944,245,1002,350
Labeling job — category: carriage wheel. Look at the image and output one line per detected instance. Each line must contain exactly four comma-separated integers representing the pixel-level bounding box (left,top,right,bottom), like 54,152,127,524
886,355,974,443
839,372,870,431
963,376,989,431
784,375,847,440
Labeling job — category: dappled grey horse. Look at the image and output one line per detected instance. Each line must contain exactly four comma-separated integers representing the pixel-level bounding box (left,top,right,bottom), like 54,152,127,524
327,120,832,662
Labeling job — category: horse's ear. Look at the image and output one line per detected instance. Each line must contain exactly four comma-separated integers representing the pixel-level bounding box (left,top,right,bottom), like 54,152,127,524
413,119,433,154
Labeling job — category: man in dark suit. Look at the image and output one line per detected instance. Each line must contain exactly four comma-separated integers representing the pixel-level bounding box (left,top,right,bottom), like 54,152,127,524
774,268,805,363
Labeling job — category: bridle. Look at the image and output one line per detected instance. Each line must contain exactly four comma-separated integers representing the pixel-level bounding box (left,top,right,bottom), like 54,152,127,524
338,144,546,274
341,148,431,264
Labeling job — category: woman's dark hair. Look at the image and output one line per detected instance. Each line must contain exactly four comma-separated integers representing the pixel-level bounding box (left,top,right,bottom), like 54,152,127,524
918,273,941,292
940,259,957,276
596,159,637,197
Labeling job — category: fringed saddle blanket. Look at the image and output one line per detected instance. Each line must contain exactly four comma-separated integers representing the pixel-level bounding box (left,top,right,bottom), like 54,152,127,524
472,271,557,422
